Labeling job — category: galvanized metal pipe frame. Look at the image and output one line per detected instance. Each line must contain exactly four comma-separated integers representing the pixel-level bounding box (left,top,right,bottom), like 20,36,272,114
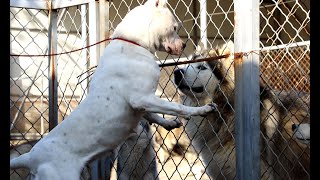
10,61,43,131
48,8,58,131
234,0,260,179
89,1,98,67
200,0,207,49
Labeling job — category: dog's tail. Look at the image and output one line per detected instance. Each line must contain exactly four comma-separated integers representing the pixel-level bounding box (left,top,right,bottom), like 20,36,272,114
10,153,31,169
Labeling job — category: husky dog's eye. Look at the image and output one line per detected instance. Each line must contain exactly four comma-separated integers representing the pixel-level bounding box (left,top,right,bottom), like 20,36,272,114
174,26,177,32
197,64,207,70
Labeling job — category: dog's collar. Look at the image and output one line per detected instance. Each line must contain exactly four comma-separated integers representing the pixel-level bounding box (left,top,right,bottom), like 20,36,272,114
112,37,141,47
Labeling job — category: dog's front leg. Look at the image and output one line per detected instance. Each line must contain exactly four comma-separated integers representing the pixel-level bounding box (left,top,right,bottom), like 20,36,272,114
143,112,182,131
130,95,216,119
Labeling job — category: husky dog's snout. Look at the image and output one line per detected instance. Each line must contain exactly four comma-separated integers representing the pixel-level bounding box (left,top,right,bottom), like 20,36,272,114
292,123,310,142
173,68,205,93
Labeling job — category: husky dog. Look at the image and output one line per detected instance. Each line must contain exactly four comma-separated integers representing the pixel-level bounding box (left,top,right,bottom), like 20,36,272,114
116,119,158,180
10,0,216,179
266,90,310,180
173,41,310,179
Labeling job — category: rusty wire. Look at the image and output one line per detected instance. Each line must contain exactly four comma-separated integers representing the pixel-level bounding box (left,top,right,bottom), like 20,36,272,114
74,51,254,85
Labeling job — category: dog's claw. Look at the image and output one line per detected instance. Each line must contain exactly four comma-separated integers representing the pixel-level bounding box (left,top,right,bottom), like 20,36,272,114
208,103,218,111
163,118,182,131
198,103,218,117
175,119,183,127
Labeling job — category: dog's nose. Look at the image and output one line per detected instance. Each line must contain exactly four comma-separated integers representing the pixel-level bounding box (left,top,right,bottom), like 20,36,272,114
174,69,184,85
182,42,186,50
292,124,297,131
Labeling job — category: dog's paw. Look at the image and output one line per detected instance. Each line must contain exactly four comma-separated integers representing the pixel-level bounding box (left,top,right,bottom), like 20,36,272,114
199,103,218,117
208,103,218,111
163,118,182,131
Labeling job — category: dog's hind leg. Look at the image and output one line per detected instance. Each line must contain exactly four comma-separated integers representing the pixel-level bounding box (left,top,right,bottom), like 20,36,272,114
10,152,31,169
130,95,216,118
35,164,80,180
33,164,60,180
143,112,182,131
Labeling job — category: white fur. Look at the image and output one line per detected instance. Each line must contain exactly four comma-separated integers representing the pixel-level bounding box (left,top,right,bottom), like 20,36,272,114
10,1,215,179
293,123,310,144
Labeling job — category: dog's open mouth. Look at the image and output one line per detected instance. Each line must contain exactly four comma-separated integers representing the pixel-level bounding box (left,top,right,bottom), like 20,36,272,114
296,137,310,142
177,84,204,93
296,137,310,145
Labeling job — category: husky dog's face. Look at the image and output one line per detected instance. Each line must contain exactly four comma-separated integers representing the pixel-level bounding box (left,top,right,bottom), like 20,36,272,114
174,41,234,100
290,95,310,145
174,62,219,99
292,123,310,145
281,92,310,146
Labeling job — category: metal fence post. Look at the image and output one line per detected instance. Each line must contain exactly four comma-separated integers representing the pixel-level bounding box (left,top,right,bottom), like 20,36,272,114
200,0,207,49
234,0,260,179
99,0,106,56
48,8,58,131
89,1,98,67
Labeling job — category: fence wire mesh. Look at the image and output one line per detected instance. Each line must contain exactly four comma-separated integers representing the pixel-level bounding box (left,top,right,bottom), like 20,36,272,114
10,0,310,180
10,5,91,179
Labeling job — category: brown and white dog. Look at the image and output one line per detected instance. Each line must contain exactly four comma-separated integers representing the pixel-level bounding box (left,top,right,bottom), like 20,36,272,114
116,119,159,180
173,40,310,180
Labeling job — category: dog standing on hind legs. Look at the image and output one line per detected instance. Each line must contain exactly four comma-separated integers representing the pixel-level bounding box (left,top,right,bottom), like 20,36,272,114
9,0,216,179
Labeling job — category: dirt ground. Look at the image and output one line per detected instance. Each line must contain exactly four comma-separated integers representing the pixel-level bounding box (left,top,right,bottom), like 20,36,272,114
156,154,210,180
109,152,210,180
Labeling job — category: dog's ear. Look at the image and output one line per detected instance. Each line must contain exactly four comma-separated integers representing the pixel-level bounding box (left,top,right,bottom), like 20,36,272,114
196,41,204,53
193,42,203,57
146,0,168,8
217,40,234,56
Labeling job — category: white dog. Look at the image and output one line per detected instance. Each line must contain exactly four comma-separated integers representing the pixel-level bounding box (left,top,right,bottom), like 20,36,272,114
10,0,215,179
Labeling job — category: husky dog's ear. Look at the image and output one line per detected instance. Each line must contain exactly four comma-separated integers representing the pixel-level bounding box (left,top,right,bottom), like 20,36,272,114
190,42,205,60
217,40,234,56
207,41,235,83
195,41,205,54
194,41,210,57
146,0,168,8
208,49,217,57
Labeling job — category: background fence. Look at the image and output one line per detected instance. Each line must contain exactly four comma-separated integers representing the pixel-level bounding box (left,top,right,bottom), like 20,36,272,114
10,0,310,179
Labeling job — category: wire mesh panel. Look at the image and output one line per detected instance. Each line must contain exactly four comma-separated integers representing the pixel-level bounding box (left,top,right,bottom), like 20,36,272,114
10,0,310,180
259,0,310,179
10,4,91,179
10,8,50,141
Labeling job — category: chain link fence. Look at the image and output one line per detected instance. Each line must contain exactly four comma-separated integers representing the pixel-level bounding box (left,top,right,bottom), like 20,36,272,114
10,0,310,179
